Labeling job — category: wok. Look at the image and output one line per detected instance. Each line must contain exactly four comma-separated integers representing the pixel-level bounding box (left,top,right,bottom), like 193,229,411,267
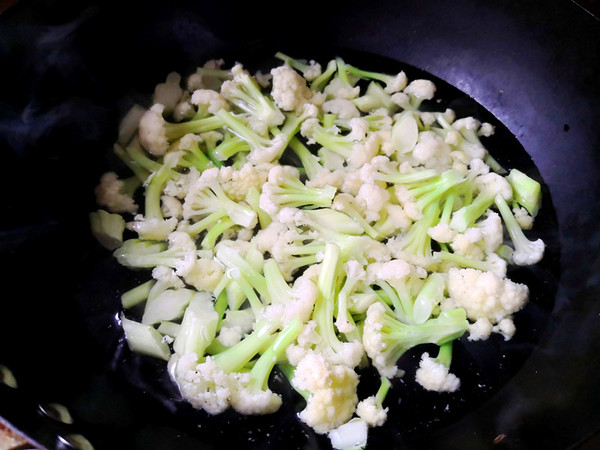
1,0,599,448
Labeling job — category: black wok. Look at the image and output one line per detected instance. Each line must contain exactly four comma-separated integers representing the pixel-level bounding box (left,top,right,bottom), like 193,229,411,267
1,0,599,448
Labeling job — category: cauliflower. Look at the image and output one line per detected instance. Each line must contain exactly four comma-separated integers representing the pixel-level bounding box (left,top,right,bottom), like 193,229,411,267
356,396,388,427
415,352,461,392
467,317,494,341
168,353,232,415
218,162,269,202
354,183,391,222
447,267,528,323
97,53,548,446
127,214,178,241
94,172,138,214
270,65,314,112
191,89,230,114
412,131,452,170
403,79,436,101
183,257,225,292
153,72,183,114
293,352,359,434
138,104,169,155
322,98,360,119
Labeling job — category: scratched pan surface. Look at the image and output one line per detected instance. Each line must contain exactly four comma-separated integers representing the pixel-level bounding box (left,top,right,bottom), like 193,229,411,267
0,0,599,449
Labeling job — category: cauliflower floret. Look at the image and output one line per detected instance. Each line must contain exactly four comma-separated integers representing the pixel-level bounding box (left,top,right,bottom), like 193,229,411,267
191,89,230,114
366,258,424,284
138,104,169,156
447,267,528,323
492,317,516,341
467,317,494,341
261,274,319,328
477,211,504,252
168,353,231,415
450,229,485,260
513,206,534,230
172,92,195,122
348,131,383,169
293,352,359,434
183,257,225,292
322,98,360,119
218,162,269,202
270,65,313,112
229,371,282,415
404,79,436,101
394,186,423,221
161,195,182,219
412,131,452,171
354,183,391,222
415,352,460,392
306,168,346,191
94,172,138,213
427,223,457,243
127,214,178,241
347,117,370,141
117,104,146,146
323,77,360,99
153,72,183,114
356,396,388,427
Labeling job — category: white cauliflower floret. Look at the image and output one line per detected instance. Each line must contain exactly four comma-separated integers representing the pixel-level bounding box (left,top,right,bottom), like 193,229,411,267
117,104,146,146
492,317,516,341
172,93,195,122
415,352,460,392
270,65,313,112
168,353,231,415
323,77,360,99
218,162,269,202
153,72,183,114
347,131,383,169
94,172,138,213
347,117,369,141
183,257,225,292
447,267,528,323
366,258,424,284
467,317,494,341
394,186,423,221
127,214,178,241
513,206,534,230
186,59,228,92
161,195,182,219
261,274,319,328
354,183,391,222
362,303,400,379
322,98,360,119
412,131,452,170
217,326,245,347
229,372,282,415
383,71,408,94
191,89,230,114
477,211,504,252
450,229,485,260
404,79,436,101
306,168,346,191
293,352,359,434
164,167,201,199
138,104,169,156
356,396,388,427
427,223,457,243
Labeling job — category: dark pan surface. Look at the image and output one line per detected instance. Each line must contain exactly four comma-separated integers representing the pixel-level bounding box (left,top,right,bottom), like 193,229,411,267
1,0,599,449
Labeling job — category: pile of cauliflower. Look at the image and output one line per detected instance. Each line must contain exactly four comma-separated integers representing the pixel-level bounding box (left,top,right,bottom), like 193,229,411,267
89,52,545,449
